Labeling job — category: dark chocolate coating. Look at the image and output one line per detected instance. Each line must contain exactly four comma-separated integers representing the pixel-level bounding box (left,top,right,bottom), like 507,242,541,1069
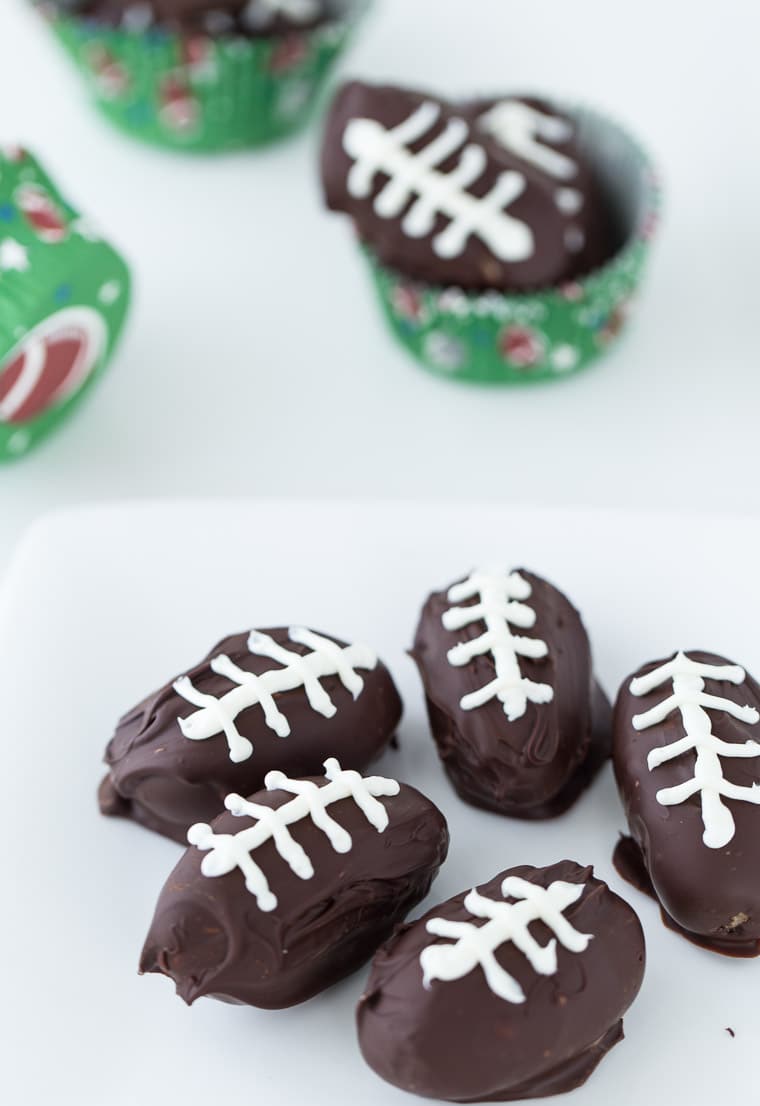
59,0,339,36
99,627,403,843
613,651,760,954
357,860,645,1103
140,777,449,1007
411,570,611,818
321,82,618,291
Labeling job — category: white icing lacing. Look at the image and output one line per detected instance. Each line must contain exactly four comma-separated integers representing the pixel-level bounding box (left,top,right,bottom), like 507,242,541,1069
242,0,320,29
478,100,577,181
343,101,534,262
187,758,400,912
121,3,154,31
441,570,553,721
174,628,377,764
420,877,591,1004
631,652,760,849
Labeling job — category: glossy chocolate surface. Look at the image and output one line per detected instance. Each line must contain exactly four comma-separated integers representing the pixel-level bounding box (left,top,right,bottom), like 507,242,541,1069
140,776,449,1008
357,860,645,1102
412,570,611,818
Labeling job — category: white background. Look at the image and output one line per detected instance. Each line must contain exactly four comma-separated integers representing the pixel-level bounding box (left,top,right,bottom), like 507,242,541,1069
0,0,758,567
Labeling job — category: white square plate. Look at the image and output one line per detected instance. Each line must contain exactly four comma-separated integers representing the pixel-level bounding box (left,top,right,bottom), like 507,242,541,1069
2,500,758,1106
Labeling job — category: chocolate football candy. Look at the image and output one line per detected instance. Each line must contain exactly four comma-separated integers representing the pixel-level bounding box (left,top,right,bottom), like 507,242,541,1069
0,146,130,461
412,569,611,818
99,626,403,843
321,81,619,292
140,759,449,1007
613,650,760,955
357,860,645,1102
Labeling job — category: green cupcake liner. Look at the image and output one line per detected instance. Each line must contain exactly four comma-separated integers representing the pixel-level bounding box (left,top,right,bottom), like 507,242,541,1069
36,2,367,152
363,104,661,385
0,147,130,461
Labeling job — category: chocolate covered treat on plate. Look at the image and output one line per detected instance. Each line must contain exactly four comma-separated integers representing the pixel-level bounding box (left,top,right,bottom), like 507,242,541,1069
613,650,760,955
357,860,645,1102
99,626,402,843
412,568,611,818
140,759,449,1007
321,80,659,383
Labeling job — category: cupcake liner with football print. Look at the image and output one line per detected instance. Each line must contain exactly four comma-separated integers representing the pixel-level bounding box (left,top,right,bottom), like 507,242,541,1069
35,2,368,152
364,105,660,385
0,147,130,461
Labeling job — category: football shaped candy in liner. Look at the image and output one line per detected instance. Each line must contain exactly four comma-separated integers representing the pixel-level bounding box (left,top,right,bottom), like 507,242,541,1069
0,146,130,461
99,626,403,843
321,80,659,383
357,860,645,1102
322,82,617,292
140,759,449,1008
613,650,760,955
412,569,611,818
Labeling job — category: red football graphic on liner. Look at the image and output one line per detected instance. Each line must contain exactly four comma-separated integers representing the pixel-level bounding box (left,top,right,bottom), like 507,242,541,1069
84,44,131,99
0,308,107,425
500,324,545,367
15,183,68,244
159,75,201,133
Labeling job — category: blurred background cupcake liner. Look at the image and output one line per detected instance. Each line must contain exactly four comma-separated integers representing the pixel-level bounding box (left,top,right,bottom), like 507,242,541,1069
0,147,130,461
363,105,661,385
34,0,369,152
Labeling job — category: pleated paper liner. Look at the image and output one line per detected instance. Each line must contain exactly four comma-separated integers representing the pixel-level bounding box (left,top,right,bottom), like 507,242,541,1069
0,147,131,461
35,1,368,152
363,104,661,385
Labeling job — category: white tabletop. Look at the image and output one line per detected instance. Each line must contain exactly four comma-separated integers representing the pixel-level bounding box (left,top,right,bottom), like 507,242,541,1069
0,0,758,569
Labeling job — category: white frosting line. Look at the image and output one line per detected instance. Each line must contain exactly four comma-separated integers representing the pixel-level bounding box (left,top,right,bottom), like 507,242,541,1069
442,570,553,721
174,628,377,764
187,758,400,912
631,652,760,848
343,101,534,262
242,0,320,29
479,100,577,180
420,876,591,1004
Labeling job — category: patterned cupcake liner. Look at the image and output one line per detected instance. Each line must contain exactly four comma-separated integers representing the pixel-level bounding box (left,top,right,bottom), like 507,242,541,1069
0,147,130,461
35,1,368,152
363,104,661,385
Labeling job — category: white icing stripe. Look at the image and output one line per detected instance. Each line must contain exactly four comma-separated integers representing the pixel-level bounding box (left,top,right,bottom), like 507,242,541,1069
187,758,400,912
479,100,577,181
242,0,320,28
631,652,760,849
343,102,534,263
121,3,154,31
420,877,591,1004
555,187,584,215
174,628,377,764
442,570,553,721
